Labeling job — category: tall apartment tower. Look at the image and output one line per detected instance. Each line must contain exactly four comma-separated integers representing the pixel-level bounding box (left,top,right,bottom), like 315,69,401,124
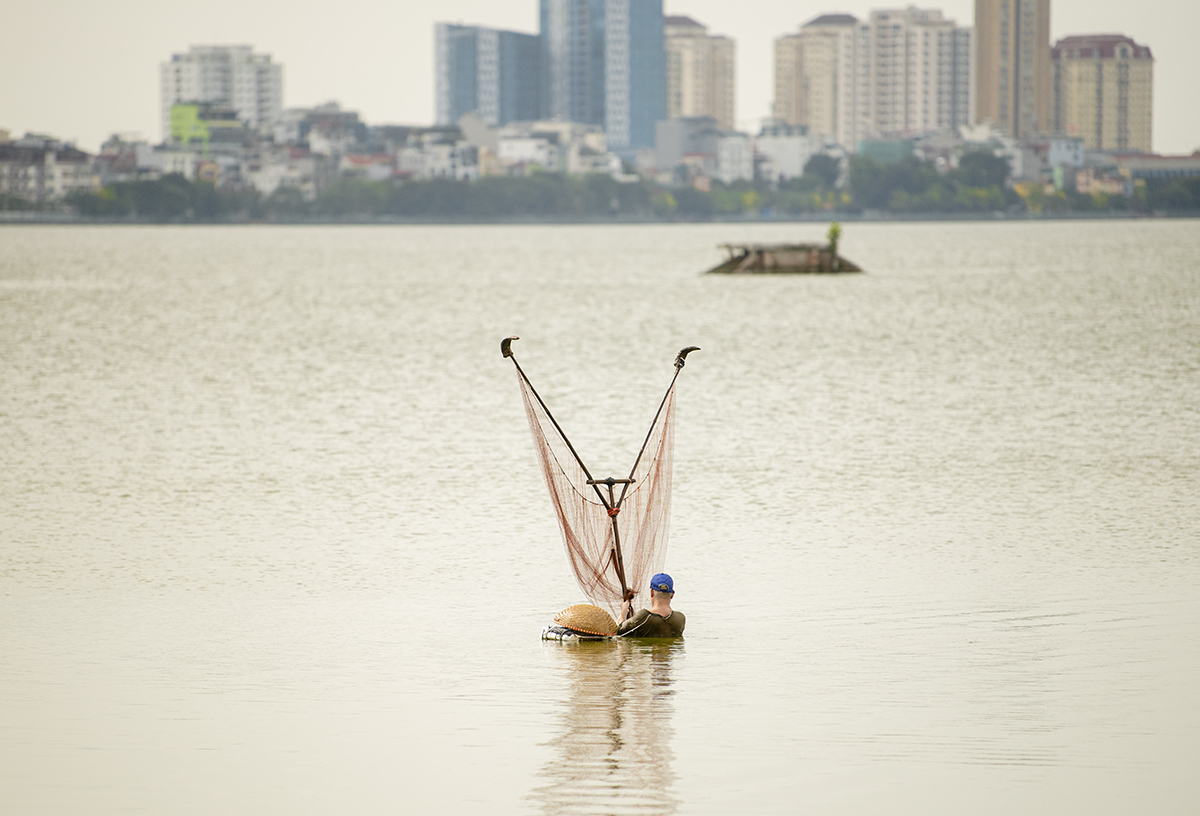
867,8,973,136
160,45,282,140
664,16,735,130
435,24,541,126
775,10,971,151
540,0,666,153
774,15,864,149
1052,35,1153,152
975,0,1052,137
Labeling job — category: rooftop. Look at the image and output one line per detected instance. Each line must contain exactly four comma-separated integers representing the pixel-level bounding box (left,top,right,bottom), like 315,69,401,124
1052,34,1153,60
0,143,92,164
803,13,859,28
665,15,709,36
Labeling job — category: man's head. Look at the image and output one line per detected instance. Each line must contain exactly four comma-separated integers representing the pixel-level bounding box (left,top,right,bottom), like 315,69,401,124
649,573,674,598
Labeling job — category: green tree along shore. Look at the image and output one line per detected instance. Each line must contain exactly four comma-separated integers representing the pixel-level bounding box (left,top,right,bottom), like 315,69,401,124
8,155,1199,222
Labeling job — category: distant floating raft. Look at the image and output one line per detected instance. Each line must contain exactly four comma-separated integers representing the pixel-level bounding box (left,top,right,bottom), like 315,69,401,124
706,243,863,274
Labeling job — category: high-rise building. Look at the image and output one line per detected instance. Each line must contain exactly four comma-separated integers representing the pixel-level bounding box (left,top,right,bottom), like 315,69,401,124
541,0,604,130
774,15,864,149
867,8,973,136
774,9,971,151
160,45,282,141
1052,35,1153,152
664,16,735,130
435,24,541,127
540,0,665,153
975,0,1052,138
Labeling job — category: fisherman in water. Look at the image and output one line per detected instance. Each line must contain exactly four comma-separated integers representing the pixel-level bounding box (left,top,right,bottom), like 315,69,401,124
618,573,686,637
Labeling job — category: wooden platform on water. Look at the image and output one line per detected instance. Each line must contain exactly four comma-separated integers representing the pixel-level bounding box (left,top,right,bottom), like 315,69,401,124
706,243,862,274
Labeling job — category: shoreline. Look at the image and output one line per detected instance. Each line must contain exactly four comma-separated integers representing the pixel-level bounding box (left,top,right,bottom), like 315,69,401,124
3,209,1200,226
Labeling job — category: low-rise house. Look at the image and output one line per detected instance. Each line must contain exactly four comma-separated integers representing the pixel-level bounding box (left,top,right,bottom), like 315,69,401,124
488,120,620,176
340,153,395,181
1108,151,1200,181
571,144,622,176
244,146,331,199
714,131,753,184
1045,137,1086,169
276,103,366,157
94,135,161,185
308,122,360,158
913,130,963,173
497,133,561,172
656,116,717,170
398,129,479,181
754,120,820,181
1075,167,1129,196
0,134,96,203
656,117,753,184
150,145,200,180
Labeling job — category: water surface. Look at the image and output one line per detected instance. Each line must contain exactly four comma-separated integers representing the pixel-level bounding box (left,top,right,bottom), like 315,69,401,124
2,221,1198,814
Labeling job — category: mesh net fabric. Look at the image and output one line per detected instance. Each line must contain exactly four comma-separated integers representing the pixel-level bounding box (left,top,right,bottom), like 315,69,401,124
519,371,675,620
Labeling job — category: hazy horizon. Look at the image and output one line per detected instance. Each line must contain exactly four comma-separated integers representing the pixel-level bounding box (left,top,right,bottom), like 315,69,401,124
3,0,1196,155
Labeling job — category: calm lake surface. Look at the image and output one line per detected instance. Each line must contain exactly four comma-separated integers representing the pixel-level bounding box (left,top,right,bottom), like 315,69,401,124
2,221,1198,815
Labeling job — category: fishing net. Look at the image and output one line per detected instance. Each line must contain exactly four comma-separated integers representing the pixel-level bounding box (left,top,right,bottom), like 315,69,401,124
518,372,675,620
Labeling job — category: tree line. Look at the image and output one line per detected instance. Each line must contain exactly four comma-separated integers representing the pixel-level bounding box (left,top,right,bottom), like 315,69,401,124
45,155,1200,222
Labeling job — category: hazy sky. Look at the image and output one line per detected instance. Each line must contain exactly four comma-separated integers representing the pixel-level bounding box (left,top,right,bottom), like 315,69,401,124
2,0,1196,154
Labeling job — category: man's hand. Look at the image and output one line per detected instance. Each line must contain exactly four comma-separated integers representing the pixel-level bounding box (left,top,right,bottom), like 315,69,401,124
619,589,635,622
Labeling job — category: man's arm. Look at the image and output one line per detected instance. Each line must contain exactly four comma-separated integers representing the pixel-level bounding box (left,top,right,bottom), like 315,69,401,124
617,608,649,636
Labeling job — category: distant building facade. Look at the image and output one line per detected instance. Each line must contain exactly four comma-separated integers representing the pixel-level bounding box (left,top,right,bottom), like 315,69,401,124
775,14,863,148
541,0,604,130
168,103,252,158
274,102,366,154
755,120,823,181
1052,34,1153,152
974,0,1052,138
540,0,666,153
160,45,283,141
655,116,718,169
1107,152,1200,181
435,23,541,127
866,8,973,137
0,134,95,203
774,9,971,151
665,16,735,130
654,115,751,183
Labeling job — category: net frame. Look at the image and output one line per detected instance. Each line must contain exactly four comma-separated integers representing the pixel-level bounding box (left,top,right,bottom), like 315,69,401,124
508,345,692,619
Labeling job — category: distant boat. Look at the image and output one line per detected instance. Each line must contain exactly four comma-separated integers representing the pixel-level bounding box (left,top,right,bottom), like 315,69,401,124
706,242,863,274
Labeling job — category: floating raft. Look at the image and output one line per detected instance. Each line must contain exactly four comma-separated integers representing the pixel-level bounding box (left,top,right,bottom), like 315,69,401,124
707,243,862,274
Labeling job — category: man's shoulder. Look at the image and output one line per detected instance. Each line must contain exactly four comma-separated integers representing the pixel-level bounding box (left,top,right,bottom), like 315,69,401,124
617,608,651,634
619,607,685,637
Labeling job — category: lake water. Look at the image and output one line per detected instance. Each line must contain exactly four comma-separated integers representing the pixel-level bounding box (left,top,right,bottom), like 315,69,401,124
2,221,1198,815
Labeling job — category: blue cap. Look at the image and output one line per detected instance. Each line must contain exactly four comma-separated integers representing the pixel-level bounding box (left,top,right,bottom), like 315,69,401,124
649,573,674,593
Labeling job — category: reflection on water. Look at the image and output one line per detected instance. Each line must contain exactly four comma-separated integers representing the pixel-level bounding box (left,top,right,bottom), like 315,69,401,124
531,640,682,816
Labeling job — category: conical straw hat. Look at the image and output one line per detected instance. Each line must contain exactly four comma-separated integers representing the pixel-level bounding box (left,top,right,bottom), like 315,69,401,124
553,604,618,637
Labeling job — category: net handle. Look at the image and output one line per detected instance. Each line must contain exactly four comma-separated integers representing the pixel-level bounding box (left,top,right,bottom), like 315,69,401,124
616,345,700,507
502,336,597,485
503,336,632,602
501,337,699,610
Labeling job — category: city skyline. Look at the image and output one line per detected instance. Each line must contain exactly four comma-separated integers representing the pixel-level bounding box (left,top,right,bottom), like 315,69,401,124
2,0,1197,154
